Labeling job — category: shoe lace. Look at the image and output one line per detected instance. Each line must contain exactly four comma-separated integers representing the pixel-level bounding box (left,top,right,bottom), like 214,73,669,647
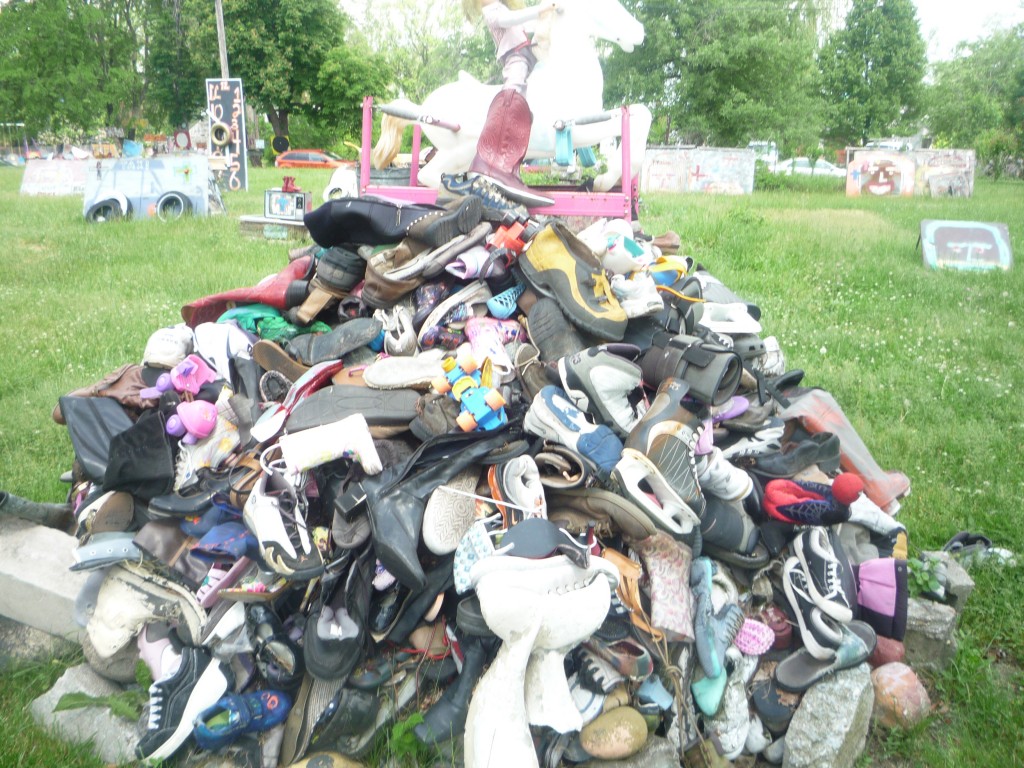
146,680,167,730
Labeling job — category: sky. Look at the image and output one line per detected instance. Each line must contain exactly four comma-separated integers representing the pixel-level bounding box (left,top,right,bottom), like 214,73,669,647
913,0,1024,60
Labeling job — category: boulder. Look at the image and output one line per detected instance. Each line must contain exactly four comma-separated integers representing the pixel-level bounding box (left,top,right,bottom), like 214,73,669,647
904,597,957,672
871,662,931,729
579,706,650,761
578,733,678,768
783,663,873,768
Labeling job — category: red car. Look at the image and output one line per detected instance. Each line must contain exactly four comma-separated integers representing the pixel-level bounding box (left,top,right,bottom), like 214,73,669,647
274,149,348,169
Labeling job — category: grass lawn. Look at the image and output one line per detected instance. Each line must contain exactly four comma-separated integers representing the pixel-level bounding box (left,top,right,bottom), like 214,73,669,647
0,165,1022,767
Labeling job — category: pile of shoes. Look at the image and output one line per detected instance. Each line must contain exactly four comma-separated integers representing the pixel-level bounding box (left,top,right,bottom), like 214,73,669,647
49,193,915,767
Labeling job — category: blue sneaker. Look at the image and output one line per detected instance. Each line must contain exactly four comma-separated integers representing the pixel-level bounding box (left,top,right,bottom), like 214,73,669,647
437,173,528,222
193,690,292,752
523,385,623,480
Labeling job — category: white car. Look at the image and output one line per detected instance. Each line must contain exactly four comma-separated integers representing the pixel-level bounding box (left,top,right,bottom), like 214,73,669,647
775,157,847,179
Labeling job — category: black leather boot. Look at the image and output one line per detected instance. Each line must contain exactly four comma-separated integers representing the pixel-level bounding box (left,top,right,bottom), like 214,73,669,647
304,197,482,250
0,490,72,529
414,632,500,746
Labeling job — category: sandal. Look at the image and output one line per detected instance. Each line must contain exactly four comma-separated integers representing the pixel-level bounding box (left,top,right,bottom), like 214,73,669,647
774,620,875,693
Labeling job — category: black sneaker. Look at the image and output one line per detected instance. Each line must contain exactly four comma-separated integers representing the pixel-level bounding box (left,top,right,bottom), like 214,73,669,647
793,528,854,623
136,646,230,762
782,556,843,660
437,173,528,222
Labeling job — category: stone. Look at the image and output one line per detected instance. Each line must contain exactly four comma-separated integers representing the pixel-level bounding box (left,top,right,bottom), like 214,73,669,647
29,662,140,765
904,597,957,672
871,662,931,729
868,635,905,668
783,663,873,768
579,705,650,761
578,733,678,768
924,551,974,615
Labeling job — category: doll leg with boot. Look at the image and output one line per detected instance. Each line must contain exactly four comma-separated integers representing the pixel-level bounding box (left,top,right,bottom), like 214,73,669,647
780,390,910,513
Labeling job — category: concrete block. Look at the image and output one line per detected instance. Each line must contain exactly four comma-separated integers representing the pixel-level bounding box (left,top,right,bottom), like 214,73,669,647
0,517,88,639
784,663,873,768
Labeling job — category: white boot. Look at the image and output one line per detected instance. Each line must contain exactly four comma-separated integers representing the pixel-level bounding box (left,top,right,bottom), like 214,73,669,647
277,413,382,475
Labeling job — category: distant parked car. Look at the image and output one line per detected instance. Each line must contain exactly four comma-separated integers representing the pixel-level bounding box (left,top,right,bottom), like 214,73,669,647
775,157,847,179
275,149,348,169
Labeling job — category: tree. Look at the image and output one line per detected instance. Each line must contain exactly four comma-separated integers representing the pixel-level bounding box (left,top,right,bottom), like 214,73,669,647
0,0,143,137
214,0,339,138
603,0,824,152
144,0,214,129
819,0,927,146
926,25,1024,150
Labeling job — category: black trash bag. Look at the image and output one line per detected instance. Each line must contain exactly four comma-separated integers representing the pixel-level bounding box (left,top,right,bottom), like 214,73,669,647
59,395,135,483
102,408,175,500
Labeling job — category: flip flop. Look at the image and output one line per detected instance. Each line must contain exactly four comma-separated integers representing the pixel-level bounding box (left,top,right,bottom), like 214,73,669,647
774,620,876,693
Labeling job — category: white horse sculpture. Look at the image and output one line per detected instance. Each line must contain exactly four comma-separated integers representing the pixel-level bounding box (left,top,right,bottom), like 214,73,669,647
371,0,652,194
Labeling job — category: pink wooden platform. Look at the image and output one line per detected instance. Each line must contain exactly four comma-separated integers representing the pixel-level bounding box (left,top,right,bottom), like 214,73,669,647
358,95,638,220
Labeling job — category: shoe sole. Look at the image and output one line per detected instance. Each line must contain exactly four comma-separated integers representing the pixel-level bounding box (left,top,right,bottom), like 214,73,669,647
418,196,483,246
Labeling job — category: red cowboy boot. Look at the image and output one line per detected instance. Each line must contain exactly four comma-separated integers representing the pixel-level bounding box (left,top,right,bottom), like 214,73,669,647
469,89,553,208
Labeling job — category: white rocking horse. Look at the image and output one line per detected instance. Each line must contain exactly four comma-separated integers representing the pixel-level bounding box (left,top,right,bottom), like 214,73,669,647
371,0,652,195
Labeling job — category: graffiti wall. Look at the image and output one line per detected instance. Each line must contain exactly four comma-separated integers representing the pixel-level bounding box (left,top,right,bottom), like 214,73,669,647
19,159,91,196
845,148,976,197
846,150,916,197
912,149,976,197
641,147,755,195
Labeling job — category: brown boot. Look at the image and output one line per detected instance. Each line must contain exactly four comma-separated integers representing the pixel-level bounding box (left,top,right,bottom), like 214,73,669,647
469,89,554,207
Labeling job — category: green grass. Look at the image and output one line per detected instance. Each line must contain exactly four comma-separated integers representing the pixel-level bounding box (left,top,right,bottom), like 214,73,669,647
1,166,1023,767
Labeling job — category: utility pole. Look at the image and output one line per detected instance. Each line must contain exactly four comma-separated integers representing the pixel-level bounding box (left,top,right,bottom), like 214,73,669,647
215,0,229,78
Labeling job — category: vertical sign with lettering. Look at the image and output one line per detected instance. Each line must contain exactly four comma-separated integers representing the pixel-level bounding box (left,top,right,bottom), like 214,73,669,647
206,78,249,191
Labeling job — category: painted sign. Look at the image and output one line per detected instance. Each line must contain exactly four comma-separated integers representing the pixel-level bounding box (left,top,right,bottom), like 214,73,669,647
641,147,755,195
920,220,1012,271
19,159,91,196
206,78,248,191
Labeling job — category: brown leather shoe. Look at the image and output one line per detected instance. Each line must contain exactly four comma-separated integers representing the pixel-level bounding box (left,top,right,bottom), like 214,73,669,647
361,240,428,308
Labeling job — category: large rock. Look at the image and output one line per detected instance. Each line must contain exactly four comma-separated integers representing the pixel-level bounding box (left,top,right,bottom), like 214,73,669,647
868,635,905,668
578,733,678,768
904,597,958,672
783,663,873,768
871,662,931,729
923,551,974,615
29,662,140,765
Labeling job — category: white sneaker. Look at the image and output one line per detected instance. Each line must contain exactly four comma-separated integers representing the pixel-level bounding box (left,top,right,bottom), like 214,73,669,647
610,272,664,318
696,447,753,501
242,461,323,580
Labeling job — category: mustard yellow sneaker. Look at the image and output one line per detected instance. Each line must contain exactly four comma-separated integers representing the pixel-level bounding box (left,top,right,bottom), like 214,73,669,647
516,222,627,341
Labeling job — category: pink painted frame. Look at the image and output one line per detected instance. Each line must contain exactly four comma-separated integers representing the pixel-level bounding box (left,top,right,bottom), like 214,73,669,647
358,95,637,219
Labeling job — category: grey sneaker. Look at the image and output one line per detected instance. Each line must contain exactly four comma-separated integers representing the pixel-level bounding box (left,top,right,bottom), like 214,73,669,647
557,346,648,437
437,173,528,222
